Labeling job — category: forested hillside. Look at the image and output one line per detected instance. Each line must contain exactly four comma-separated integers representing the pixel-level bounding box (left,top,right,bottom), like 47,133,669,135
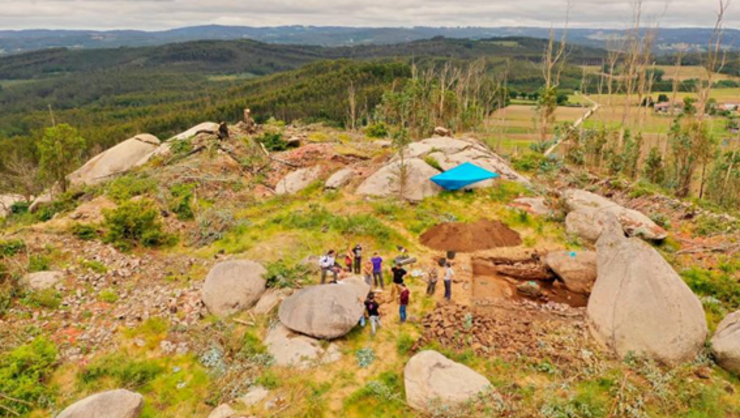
0,37,603,164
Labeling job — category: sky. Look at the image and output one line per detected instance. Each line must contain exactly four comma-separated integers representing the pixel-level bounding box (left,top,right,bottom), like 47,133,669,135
0,0,735,31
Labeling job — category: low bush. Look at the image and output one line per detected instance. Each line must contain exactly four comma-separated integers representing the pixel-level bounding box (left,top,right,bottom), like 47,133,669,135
103,200,173,252
22,289,62,309
70,222,97,240
264,260,311,289
681,267,740,308
0,239,25,258
27,254,51,272
0,337,58,416
424,156,443,171
168,183,195,220
364,122,389,138
106,175,157,203
256,132,292,152
79,353,163,389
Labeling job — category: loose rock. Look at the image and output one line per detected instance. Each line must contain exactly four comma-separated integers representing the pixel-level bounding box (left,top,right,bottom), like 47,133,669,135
202,260,267,317
544,251,597,295
57,389,144,418
711,311,740,375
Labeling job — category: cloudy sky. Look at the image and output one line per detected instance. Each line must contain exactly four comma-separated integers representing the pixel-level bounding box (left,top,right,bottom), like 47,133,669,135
0,0,734,31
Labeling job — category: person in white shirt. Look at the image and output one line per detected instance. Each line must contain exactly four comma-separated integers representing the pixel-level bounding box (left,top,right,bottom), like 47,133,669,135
319,250,338,284
443,262,454,301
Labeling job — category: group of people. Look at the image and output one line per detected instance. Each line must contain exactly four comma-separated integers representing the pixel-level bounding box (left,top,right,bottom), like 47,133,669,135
318,246,457,336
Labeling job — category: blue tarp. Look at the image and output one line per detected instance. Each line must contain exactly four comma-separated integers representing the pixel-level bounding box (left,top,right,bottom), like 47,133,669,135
430,162,500,190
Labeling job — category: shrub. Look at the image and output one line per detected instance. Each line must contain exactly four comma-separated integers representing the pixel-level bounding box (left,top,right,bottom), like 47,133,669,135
681,267,740,307
255,370,281,390
190,208,237,247
106,175,156,203
424,156,443,171
79,354,163,389
241,331,267,358
168,183,195,220
70,223,98,240
81,259,107,274
103,200,173,251
396,333,415,356
364,122,389,138
256,132,291,152
27,254,51,272
0,239,25,258
264,260,310,289
22,289,62,309
99,289,119,303
0,337,58,416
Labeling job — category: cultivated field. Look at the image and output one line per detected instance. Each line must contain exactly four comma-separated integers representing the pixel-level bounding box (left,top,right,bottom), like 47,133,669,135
578,64,740,82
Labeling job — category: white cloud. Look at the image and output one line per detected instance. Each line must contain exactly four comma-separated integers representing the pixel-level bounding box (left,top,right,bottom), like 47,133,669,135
0,0,734,30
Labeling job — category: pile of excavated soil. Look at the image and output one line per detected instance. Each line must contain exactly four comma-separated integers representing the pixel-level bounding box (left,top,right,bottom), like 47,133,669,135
420,219,522,252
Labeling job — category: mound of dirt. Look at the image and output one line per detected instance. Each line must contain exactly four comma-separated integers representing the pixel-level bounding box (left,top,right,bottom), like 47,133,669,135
420,219,522,252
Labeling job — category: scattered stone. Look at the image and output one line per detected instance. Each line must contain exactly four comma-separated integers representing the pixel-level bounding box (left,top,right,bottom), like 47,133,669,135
57,389,144,418
252,288,293,315
356,158,441,202
207,404,237,418
325,168,355,189
202,260,267,317
516,281,542,298
278,279,366,339
544,251,597,295
240,386,269,406
22,271,63,291
510,197,550,217
373,139,392,148
710,311,740,375
433,126,453,137
275,166,322,195
404,350,492,413
588,227,707,365
264,323,341,369
67,196,117,224
68,134,160,186
562,189,667,241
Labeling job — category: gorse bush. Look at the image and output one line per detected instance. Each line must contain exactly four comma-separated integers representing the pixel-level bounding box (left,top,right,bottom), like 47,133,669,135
70,223,98,240
0,337,58,416
106,175,157,203
103,199,173,252
168,183,195,220
364,122,389,138
256,132,291,152
27,254,51,272
265,260,310,289
0,239,25,258
272,205,399,246
79,353,163,389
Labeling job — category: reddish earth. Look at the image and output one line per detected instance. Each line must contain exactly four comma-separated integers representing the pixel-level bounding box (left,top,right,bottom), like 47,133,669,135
420,219,522,252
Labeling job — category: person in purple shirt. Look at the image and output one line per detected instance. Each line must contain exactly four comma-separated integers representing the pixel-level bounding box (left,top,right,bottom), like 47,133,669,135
371,252,384,291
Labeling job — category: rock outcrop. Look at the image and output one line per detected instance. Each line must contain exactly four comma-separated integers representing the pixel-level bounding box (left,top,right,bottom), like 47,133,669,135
562,189,667,241
509,197,550,217
588,228,707,365
404,350,492,413
356,158,442,202
275,166,322,195
170,122,219,141
0,194,24,218
710,311,740,375
325,168,355,189
544,251,597,295
278,278,367,339
206,404,237,418
202,260,267,317
68,134,160,186
252,288,293,315
264,323,341,369
22,271,63,291
57,389,144,418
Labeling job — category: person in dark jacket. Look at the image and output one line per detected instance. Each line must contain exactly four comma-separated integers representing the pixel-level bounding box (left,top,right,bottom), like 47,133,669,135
399,283,410,323
364,292,381,335
352,244,363,274
391,262,407,300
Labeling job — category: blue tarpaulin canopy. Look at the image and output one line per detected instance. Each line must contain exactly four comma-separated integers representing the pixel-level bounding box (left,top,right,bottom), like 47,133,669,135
430,162,499,190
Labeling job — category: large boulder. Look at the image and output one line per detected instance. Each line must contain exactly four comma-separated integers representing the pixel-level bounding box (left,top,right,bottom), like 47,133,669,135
356,158,442,202
169,122,219,141
0,194,24,218
278,278,367,339
264,323,341,369
588,229,708,366
325,168,355,189
275,166,322,195
404,350,492,413
544,251,597,295
57,389,143,418
22,271,63,291
428,147,530,185
562,189,667,241
202,260,267,317
252,288,293,315
710,311,740,375
68,134,160,186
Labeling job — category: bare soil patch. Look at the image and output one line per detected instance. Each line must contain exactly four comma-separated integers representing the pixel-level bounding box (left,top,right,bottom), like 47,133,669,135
420,219,522,252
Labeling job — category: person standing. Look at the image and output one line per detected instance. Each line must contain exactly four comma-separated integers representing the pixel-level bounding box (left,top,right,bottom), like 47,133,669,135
391,262,407,300
362,259,373,286
319,250,338,284
443,262,454,301
371,252,384,290
364,293,381,335
426,265,439,296
344,247,354,272
352,244,363,274
399,283,410,323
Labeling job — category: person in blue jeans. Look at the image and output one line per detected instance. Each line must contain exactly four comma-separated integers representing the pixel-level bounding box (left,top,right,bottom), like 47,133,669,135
399,283,410,323
371,252,384,290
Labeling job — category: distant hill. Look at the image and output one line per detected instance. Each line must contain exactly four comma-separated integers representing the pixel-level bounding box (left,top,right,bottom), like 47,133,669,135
1,25,739,55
